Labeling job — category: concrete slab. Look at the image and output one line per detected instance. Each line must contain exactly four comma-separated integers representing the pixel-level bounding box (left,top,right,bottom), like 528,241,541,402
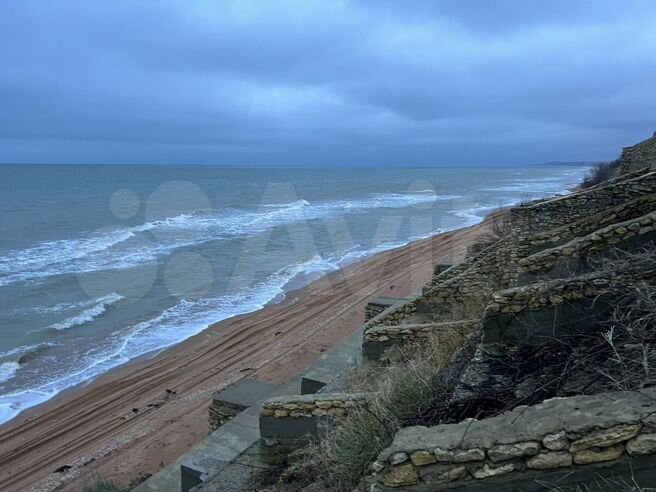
300,327,363,394
213,378,281,407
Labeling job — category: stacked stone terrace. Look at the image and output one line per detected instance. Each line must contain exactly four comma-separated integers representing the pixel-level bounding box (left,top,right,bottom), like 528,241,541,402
363,134,656,490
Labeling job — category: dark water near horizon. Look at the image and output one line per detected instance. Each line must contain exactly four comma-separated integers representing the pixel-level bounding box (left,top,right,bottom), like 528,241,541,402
0,164,590,424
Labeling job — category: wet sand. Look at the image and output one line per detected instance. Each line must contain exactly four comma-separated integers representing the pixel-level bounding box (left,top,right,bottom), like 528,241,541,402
0,222,484,492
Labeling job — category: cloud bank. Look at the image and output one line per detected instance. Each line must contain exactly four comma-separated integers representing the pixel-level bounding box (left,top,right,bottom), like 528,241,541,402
1,0,655,165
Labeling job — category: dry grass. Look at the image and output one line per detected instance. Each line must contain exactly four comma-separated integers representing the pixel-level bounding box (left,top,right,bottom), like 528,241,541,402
540,473,656,491
276,330,469,492
82,477,127,492
81,473,150,492
587,247,656,391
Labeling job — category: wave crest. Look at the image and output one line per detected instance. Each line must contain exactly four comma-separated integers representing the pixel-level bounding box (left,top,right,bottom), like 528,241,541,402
48,293,124,331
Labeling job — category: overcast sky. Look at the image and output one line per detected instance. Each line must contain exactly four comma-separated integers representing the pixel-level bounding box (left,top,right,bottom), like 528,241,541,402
1,1,655,166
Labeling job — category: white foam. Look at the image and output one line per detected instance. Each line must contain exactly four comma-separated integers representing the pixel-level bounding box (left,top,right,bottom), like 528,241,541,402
0,193,457,288
0,362,20,385
47,293,124,331
0,255,342,425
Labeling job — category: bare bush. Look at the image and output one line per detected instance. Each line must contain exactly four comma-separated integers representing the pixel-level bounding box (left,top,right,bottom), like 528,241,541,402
479,209,512,245
581,160,620,189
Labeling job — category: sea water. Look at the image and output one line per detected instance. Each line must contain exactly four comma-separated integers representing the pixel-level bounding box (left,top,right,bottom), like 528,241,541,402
0,164,590,424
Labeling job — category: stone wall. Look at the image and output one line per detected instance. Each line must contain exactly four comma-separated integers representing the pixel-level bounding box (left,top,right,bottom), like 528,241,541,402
260,393,366,419
425,243,500,292
619,132,656,174
366,296,418,322
362,320,479,360
518,209,656,277
510,170,656,236
259,393,366,444
371,239,515,331
528,192,656,252
208,400,244,431
482,264,656,347
370,387,656,491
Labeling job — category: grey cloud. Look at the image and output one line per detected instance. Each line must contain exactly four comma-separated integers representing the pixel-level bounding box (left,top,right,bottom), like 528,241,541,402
0,0,655,165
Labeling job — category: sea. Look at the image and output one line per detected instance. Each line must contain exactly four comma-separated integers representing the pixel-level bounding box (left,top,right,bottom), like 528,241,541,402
0,164,590,425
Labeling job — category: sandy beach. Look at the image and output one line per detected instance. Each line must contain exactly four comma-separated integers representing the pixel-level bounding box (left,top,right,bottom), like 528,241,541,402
0,222,483,492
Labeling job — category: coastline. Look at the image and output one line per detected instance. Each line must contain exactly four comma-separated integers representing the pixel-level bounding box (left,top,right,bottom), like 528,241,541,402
0,219,486,492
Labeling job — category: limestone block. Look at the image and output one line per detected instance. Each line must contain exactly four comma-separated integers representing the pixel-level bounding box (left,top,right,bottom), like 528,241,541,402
526,451,572,470
543,431,569,451
627,433,656,456
260,408,275,417
381,464,418,487
410,450,436,466
569,424,641,452
274,409,289,418
328,407,346,417
488,441,540,462
312,408,328,417
315,401,333,410
573,444,625,464
472,462,516,479
453,448,485,463
433,447,454,462
420,464,468,483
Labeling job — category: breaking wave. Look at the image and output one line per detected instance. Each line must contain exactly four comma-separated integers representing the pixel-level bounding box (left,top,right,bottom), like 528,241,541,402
47,293,125,331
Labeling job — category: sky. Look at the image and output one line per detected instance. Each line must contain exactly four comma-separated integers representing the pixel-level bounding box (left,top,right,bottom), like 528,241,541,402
1,0,656,166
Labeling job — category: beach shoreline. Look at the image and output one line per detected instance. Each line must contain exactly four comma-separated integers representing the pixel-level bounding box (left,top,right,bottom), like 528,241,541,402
0,218,486,492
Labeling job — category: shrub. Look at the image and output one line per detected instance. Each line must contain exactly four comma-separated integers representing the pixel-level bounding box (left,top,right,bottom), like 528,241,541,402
580,159,620,188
